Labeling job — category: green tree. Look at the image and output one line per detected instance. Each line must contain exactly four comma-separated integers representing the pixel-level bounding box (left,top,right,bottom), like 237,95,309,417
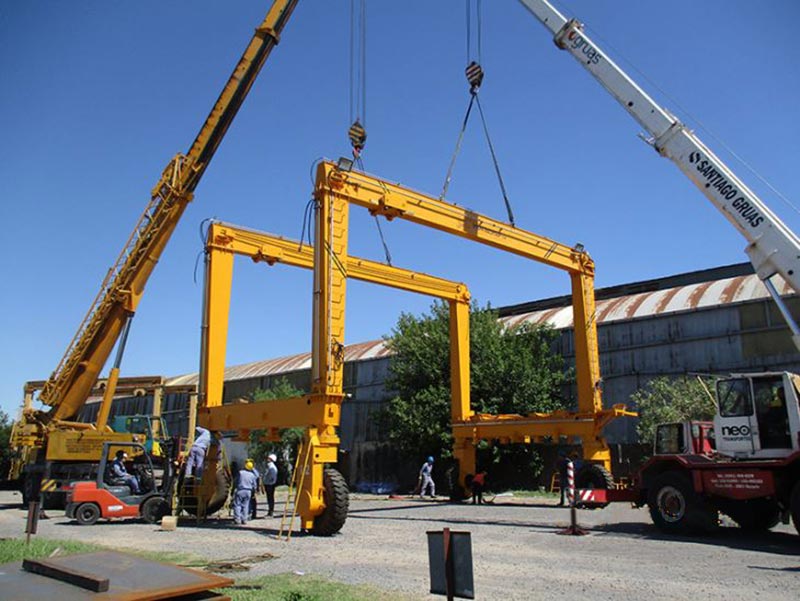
248,378,305,473
632,376,717,445
382,300,569,462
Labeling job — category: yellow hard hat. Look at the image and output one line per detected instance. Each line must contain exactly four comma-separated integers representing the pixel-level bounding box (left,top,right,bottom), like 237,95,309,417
245,458,254,470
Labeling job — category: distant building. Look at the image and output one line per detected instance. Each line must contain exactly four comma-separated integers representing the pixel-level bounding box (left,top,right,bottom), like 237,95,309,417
82,262,800,487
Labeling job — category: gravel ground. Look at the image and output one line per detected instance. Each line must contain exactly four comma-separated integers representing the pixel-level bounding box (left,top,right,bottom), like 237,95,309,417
1,490,798,600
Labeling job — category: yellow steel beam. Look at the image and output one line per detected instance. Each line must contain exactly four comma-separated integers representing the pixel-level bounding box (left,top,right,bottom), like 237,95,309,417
316,160,604,417
206,222,471,302
200,221,471,412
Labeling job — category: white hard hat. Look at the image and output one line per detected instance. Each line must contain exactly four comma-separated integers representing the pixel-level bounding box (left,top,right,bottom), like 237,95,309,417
268,453,277,462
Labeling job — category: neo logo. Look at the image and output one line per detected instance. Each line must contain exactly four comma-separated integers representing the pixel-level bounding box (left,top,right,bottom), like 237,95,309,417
721,425,751,437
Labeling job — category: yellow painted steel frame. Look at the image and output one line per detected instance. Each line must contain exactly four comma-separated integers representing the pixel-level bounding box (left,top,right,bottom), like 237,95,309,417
198,221,471,528
315,161,634,480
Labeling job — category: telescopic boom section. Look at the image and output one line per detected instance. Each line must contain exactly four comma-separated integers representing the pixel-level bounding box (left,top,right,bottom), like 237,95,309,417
518,0,800,345
39,1,298,421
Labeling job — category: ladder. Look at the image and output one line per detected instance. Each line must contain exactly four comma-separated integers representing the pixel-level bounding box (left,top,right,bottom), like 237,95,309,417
175,445,230,523
277,442,312,541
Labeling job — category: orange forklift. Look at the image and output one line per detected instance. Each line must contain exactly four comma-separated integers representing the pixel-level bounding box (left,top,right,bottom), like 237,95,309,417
66,441,178,525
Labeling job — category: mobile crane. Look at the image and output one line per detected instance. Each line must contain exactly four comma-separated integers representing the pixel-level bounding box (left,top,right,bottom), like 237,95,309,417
518,0,800,535
8,0,299,507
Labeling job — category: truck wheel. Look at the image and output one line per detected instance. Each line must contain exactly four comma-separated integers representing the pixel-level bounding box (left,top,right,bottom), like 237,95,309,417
74,503,100,526
312,468,349,536
722,499,780,531
141,496,171,524
791,481,800,536
647,471,716,535
575,464,614,508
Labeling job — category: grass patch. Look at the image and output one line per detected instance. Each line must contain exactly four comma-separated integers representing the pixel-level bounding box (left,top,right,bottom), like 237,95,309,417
0,539,411,601
0,537,202,567
0,537,100,564
220,573,413,601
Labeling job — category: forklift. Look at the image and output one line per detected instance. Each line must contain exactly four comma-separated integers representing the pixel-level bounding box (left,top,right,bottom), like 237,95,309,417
65,440,178,525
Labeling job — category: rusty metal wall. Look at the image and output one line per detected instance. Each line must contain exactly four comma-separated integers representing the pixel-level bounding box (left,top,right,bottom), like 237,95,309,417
87,271,800,484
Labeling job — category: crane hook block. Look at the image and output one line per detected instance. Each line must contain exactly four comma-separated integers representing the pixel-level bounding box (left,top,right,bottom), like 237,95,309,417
465,61,484,93
349,120,367,155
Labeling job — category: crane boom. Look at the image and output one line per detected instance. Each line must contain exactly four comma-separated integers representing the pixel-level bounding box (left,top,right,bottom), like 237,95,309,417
39,0,299,421
518,0,800,346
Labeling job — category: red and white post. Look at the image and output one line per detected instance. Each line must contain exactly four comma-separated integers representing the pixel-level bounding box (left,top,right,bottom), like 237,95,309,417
557,458,588,536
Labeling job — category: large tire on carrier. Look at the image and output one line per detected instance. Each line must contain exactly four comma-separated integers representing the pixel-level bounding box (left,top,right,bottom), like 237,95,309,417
141,496,171,524
720,498,781,531
312,468,349,536
647,471,717,535
575,463,614,508
183,465,231,517
790,481,800,536
74,502,100,526
446,464,465,502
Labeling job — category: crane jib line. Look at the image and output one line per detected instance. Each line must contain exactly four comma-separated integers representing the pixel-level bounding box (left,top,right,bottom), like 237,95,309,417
689,151,764,227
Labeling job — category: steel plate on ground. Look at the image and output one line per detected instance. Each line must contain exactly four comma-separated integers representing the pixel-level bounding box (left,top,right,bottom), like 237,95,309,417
0,550,233,600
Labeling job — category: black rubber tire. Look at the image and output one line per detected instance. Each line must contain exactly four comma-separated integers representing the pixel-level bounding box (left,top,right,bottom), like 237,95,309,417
312,468,349,536
575,464,615,509
447,464,465,502
721,499,781,531
141,496,171,524
790,481,800,536
647,471,717,535
74,502,100,526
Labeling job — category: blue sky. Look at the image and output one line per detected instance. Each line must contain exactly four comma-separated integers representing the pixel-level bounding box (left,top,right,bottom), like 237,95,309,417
1,0,799,417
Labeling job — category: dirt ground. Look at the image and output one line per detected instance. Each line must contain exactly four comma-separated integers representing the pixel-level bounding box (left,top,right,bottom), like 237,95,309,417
1,489,798,600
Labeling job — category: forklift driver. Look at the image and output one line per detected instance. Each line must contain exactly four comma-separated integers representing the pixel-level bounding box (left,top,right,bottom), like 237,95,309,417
109,450,141,494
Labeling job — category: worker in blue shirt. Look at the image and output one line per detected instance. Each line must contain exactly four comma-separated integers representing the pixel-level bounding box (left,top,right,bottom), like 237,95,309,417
111,450,141,494
419,456,436,499
233,459,259,525
185,426,214,478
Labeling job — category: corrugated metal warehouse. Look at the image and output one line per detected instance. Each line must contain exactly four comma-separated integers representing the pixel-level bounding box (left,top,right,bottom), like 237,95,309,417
80,262,800,488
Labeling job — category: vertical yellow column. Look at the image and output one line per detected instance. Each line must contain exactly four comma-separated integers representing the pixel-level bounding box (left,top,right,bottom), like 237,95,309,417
450,300,475,495
449,300,472,423
299,166,350,529
312,178,349,398
570,271,603,414
200,247,234,409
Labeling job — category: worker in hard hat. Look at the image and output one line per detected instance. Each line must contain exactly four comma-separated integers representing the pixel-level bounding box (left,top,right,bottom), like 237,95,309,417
111,450,141,494
264,453,279,517
247,458,261,520
418,456,436,499
233,458,259,525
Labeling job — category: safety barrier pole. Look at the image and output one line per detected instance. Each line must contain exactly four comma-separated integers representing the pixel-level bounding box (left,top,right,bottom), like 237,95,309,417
557,459,588,536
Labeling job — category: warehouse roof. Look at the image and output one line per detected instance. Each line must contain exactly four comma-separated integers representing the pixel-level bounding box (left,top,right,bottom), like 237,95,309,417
167,265,793,386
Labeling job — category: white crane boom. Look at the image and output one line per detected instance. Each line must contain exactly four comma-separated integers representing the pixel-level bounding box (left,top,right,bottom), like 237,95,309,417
518,0,800,347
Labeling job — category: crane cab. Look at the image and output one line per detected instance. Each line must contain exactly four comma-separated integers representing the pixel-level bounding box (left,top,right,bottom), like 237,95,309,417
714,372,800,459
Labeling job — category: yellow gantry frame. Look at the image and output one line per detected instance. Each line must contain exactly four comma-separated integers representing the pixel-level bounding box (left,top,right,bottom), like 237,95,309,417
315,161,633,481
201,160,632,519
198,221,471,528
